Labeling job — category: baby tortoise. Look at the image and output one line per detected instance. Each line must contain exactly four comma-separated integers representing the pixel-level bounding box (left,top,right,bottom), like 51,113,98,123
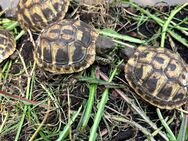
123,46,188,109
16,0,70,32
0,29,16,63
34,19,114,74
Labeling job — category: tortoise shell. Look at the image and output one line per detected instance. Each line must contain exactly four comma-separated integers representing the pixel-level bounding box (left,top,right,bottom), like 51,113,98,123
34,19,98,74
16,0,70,32
125,46,188,109
0,29,16,63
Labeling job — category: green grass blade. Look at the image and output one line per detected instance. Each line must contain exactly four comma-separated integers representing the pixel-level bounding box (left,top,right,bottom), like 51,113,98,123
98,28,146,44
14,59,36,141
161,3,188,47
168,30,188,47
157,108,176,141
56,105,82,141
6,21,19,30
177,113,188,141
128,2,188,47
89,88,109,141
81,67,97,130
77,76,124,88
89,61,123,141
15,30,26,41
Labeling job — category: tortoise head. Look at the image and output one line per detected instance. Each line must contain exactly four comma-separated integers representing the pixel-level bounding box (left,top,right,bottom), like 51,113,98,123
119,47,136,59
96,36,114,54
118,47,136,71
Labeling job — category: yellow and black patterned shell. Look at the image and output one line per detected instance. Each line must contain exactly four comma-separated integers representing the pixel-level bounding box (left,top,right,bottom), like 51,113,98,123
125,46,188,109
16,0,70,32
34,19,98,74
0,29,16,63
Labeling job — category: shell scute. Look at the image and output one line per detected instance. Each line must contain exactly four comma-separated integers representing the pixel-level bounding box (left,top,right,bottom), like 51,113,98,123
34,20,98,74
0,29,16,63
16,0,70,32
125,46,188,109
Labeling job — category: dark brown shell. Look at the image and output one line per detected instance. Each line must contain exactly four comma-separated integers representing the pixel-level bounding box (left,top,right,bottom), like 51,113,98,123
16,0,70,32
125,46,188,109
34,19,98,74
0,29,16,63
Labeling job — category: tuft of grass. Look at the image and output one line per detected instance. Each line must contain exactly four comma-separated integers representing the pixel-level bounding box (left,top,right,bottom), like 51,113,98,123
127,1,188,48
160,3,188,47
57,106,82,141
89,60,123,141
79,67,97,131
